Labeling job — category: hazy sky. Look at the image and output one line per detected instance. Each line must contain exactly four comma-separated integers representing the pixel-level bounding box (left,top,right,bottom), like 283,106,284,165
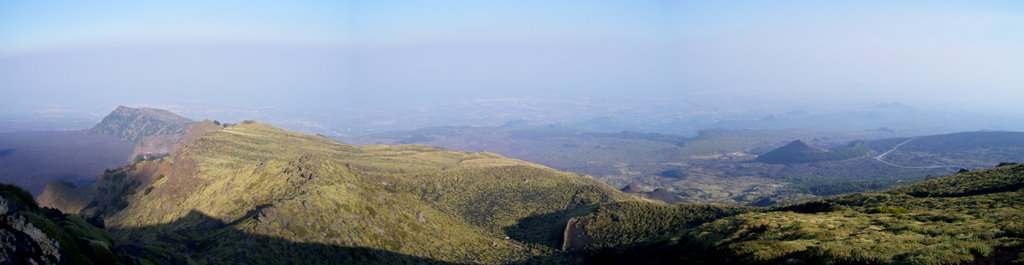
1,1,1022,112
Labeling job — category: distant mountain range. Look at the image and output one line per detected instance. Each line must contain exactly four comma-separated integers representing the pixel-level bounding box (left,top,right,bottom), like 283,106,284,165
8,99,1024,139
347,123,1024,205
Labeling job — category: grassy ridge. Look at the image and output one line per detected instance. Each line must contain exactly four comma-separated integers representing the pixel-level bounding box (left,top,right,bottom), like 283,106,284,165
68,121,640,264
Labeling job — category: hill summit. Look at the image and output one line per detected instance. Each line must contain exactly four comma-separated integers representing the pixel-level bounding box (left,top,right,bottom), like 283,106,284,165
756,140,871,164
755,140,826,163
89,106,199,162
89,105,193,143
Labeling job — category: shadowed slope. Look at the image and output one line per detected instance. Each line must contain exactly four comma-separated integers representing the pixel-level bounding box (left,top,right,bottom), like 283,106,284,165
111,210,465,265
1,183,118,265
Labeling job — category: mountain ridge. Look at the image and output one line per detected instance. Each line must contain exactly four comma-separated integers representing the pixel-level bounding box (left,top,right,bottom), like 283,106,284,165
40,118,650,264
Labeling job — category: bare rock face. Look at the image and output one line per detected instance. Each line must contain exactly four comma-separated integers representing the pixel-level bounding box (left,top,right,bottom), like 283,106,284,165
0,196,63,265
561,217,594,252
2,183,118,265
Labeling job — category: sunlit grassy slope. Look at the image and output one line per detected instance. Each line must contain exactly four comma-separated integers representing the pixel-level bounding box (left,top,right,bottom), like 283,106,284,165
73,121,650,264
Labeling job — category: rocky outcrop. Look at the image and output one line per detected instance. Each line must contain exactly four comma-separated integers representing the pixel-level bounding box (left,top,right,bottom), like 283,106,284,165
1,195,62,264
2,184,118,265
561,217,593,252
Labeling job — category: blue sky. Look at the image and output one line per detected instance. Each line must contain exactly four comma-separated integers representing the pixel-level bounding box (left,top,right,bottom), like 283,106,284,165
1,1,1023,112
0,1,670,52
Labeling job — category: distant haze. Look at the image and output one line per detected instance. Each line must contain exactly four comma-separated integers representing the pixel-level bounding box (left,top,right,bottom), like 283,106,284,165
2,1,1023,114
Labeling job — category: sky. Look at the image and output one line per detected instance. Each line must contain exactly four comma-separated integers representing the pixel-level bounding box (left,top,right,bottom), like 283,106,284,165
1,1,1023,113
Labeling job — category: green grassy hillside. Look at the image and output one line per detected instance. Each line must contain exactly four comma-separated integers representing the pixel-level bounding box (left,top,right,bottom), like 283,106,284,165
588,164,1024,264
46,121,650,264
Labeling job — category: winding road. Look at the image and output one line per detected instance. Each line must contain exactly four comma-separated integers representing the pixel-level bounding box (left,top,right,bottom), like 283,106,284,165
874,137,954,169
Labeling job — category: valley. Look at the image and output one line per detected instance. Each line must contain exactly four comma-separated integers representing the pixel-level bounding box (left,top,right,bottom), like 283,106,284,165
0,130,134,194
346,124,1019,205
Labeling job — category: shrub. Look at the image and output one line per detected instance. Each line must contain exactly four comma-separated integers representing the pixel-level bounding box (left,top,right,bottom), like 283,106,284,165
0,183,38,210
866,206,909,214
